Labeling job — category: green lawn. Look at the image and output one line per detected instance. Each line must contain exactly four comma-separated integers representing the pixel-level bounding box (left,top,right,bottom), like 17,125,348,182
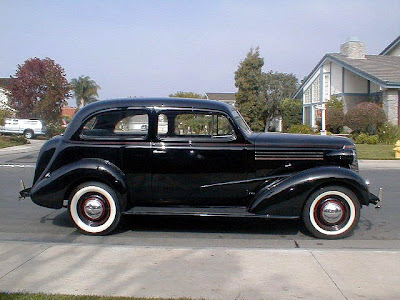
0,294,197,300
0,136,28,149
356,144,396,160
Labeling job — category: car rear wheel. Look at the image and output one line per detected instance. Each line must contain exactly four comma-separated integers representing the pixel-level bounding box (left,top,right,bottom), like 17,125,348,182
302,186,360,239
24,129,34,139
69,182,121,235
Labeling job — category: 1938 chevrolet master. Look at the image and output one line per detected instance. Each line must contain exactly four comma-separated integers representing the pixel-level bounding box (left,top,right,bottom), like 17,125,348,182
20,98,380,239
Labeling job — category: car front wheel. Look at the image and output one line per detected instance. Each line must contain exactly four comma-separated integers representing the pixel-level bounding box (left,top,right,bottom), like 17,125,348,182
69,182,121,235
302,186,360,239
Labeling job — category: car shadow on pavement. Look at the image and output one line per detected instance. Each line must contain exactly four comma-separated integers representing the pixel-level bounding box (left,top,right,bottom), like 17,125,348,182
51,209,308,237
52,210,75,228
117,215,304,236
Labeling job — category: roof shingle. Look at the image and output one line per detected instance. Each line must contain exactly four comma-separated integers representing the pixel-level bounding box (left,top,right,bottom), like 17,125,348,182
329,54,400,84
206,93,236,101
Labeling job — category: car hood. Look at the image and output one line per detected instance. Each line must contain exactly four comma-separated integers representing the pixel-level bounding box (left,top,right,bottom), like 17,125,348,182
254,132,354,150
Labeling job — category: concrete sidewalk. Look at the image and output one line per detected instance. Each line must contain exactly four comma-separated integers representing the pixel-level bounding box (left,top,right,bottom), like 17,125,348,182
359,159,400,169
1,241,399,299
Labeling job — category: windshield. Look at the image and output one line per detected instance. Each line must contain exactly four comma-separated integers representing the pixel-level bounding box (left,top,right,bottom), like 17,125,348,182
231,108,252,135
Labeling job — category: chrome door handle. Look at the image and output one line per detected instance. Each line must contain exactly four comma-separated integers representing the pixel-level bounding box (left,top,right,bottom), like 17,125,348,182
153,150,166,154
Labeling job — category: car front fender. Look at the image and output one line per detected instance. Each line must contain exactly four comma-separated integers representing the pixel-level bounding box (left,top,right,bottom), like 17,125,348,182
248,166,370,217
30,158,128,209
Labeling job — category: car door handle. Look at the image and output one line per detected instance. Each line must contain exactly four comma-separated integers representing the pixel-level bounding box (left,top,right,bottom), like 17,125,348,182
153,150,166,154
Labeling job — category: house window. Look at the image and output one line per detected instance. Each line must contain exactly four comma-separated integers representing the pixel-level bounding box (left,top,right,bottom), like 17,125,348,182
312,79,320,103
304,88,311,104
304,106,311,125
324,74,330,102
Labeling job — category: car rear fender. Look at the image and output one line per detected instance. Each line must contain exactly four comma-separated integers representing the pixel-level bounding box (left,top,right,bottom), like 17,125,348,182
30,158,128,209
248,166,370,217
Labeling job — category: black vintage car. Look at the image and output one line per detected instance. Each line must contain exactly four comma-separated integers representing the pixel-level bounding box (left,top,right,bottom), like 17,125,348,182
20,98,380,239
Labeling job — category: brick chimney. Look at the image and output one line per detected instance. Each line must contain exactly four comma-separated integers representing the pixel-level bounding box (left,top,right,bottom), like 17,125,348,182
340,37,366,59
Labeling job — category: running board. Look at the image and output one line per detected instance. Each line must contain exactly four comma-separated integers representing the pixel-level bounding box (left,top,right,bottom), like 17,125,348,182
123,206,299,219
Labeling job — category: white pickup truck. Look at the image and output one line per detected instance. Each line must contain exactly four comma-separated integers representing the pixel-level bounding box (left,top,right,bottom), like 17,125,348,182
0,118,46,139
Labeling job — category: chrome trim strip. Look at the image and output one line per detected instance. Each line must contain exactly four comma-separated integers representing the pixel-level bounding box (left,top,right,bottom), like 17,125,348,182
256,157,324,161
200,175,290,189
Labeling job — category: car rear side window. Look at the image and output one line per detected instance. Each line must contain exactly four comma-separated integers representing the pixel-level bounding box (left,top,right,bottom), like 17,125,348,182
81,110,149,139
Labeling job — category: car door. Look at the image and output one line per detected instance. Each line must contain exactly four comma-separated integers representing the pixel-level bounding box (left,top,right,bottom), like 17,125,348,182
151,109,252,206
7,119,20,133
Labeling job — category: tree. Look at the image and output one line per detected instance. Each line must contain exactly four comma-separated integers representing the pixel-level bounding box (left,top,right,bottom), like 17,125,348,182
234,47,299,131
71,75,101,109
264,71,298,127
234,47,267,131
169,91,206,99
8,57,70,124
280,98,302,131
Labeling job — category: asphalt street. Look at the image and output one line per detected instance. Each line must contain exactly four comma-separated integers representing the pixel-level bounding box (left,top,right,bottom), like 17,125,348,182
0,140,399,250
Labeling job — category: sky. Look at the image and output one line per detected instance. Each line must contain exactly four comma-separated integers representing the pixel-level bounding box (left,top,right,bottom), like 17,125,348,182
1,0,399,106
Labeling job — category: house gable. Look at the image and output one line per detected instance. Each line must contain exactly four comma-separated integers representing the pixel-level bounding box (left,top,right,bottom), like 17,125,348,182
294,38,400,128
380,35,400,56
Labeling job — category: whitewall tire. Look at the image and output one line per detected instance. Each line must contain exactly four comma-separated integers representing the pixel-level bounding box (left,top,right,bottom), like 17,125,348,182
302,186,360,239
69,182,121,235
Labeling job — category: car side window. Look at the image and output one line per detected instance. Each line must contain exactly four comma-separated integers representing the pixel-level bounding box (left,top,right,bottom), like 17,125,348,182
81,110,149,139
157,111,235,139
175,113,213,136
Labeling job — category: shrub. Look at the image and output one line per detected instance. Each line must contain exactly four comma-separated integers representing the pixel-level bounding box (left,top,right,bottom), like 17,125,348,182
0,109,11,126
280,98,302,130
46,123,65,137
345,102,386,134
354,133,379,144
287,124,314,134
378,122,400,144
326,96,344,110
326,107,345,134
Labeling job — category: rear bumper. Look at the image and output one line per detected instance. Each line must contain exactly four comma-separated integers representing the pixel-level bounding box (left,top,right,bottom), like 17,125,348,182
19,187,31,199
368,187,382,207
369,192,380,205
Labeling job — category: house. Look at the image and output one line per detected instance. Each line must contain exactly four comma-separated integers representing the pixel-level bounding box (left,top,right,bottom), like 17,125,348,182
61,106,77,119
293,36,400,129
0,78,14,111
205,92,236,106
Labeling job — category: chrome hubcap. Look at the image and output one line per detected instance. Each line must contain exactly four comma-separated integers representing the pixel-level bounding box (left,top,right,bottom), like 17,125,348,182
83,197,104,220
321,201,343,224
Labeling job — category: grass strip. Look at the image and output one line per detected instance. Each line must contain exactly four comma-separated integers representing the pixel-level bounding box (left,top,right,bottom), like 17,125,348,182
356,144,396,160
0,293,200,300
0,136,28,149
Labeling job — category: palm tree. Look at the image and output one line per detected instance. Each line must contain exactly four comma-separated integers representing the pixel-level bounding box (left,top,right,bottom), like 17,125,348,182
70,76,101,109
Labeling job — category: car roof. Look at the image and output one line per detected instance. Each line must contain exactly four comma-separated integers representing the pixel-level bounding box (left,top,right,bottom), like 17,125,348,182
82,97,231,111
64,97,235,139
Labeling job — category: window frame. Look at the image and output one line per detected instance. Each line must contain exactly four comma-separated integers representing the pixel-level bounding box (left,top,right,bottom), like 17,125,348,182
155,108,237,143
